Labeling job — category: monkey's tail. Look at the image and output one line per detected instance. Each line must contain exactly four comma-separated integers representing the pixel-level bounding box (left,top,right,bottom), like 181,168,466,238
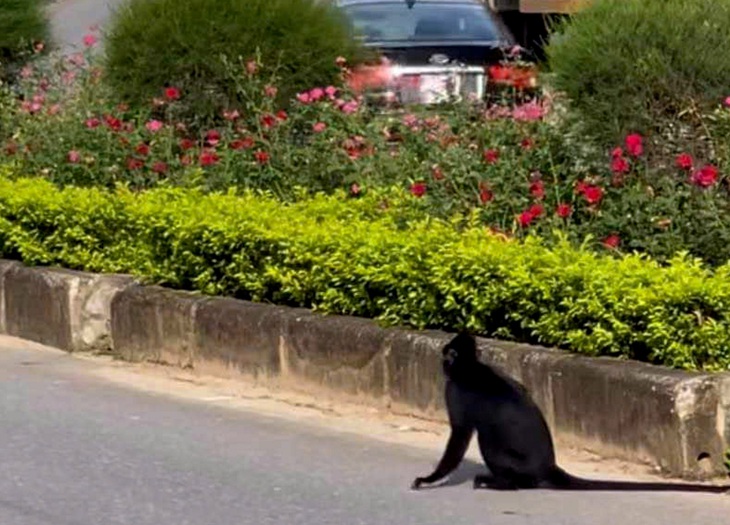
547,466,730,494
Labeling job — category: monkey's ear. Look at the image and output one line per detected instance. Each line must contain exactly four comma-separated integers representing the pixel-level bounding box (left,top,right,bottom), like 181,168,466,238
459,331,476,342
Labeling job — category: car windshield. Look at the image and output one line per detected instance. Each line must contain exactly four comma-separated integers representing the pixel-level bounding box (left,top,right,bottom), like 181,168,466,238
341,2,502,43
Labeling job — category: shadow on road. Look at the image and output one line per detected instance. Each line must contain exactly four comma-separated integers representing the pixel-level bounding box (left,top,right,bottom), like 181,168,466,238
413,459,730,493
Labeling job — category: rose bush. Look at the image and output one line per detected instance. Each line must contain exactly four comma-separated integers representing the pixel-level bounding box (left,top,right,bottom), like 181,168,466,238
3,34,730,265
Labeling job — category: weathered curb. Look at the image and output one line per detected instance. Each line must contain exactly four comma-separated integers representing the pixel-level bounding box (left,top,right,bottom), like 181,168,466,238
1,259,728,479
1,261,133,352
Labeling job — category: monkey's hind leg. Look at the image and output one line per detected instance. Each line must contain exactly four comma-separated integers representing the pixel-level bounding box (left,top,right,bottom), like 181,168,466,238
411,426,473,490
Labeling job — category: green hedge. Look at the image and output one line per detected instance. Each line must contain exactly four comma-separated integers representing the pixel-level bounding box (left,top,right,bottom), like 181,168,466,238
0,0,49,82
104,0,365,126
1,170,729,371
546,0,730,147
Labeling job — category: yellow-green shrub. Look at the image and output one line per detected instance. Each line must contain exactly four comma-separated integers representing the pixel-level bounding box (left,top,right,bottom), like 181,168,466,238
1,171,729,371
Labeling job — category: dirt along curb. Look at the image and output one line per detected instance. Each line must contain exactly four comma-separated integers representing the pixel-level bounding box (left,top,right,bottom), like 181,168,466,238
1,258,728,479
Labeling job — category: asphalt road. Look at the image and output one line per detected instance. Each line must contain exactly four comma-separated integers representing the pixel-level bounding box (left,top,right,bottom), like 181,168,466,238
2,339,730,525
47,0,126,51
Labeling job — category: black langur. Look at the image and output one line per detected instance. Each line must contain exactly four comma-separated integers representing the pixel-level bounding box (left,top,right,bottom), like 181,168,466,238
411,332,729,493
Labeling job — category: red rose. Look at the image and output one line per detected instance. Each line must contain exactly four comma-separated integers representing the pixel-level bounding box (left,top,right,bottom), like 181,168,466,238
199,150,220,166
276,110,288,121
582,185,604,205
675,153,693,170
260,114,277,128
479,183,493,204
135,143,150,156
85,117,101,129
611,156,629,174
431,165,444,181
529,180,545,199
126,157,144,170
690,164,719,187
151,161,168,174
345,146,361,160
518,203,545,228
103,114,123,132
483,148,500,164
230,137,254,150
625,133,643,157
556,203,572,218
611,147,624,158
179,138,196,151
527,204,544,218
520,138,534,150
205,130,221,147
410,181,427,197
602,234,620,249
254,150,270,164
518,210,534,228
164,86,181,101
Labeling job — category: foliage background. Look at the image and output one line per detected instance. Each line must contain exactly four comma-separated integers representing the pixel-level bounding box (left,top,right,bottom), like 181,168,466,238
103,0,369,127
546,0,730,158
0,0,49,82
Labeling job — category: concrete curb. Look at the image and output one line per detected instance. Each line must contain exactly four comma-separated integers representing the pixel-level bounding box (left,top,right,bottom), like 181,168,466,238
0,259,728,479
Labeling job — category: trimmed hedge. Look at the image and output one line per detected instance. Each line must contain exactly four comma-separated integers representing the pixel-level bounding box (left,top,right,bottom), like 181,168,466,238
1,171,729,371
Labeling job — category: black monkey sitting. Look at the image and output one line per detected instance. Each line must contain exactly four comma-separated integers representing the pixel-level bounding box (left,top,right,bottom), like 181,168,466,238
411,332,730,493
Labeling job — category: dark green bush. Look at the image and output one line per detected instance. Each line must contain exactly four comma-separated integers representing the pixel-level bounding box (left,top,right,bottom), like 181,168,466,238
1,169,730,372
546,0,730,148
0,0,49,82
104,0,366,126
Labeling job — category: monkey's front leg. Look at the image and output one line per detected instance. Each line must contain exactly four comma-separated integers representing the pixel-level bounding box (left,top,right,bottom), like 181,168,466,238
411,426,473,490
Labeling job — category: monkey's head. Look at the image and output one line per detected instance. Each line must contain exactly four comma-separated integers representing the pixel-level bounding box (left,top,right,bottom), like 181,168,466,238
441,332,478,376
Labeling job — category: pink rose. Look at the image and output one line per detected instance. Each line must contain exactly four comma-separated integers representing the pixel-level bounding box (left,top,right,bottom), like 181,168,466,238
82,34,98,47
145,120,164,132
340,101,359,115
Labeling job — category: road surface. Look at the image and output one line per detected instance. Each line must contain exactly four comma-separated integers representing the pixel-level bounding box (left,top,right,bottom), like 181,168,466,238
2,337,730,525
47,0,125,51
